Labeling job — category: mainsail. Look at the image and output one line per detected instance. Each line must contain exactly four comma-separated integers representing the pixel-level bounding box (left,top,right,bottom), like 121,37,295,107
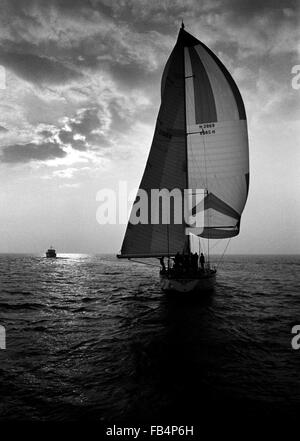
119,26,249,258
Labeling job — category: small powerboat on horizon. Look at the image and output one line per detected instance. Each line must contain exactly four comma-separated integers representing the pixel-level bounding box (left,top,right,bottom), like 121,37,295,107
46,246,57,258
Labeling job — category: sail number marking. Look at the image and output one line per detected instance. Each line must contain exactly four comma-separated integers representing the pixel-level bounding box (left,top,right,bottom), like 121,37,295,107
198,123,215,136
187,123,216,136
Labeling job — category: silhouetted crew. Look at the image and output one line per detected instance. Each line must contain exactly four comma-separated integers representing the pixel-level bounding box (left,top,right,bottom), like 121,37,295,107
192,252,199,272
200,253,205,270
179,252,184,273
183,253,189,272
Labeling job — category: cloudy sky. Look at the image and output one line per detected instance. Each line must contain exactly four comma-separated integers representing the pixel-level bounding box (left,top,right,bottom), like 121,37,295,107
0,0,299,254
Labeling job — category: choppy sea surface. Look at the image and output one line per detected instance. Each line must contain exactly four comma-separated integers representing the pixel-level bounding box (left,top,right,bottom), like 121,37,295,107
0,254,299,426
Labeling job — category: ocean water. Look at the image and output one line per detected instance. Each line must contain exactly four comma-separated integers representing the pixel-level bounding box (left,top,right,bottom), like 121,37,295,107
0,254,299,426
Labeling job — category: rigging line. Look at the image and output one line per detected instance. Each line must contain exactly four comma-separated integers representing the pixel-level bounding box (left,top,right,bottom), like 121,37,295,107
190,233,206,257
216,238,231,270
185,137,207,257
200,127,209,191
198,235,207,256
201,128,211,262
209,238,223,250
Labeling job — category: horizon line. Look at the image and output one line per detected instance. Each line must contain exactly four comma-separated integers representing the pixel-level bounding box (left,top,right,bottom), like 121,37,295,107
0,252,299,256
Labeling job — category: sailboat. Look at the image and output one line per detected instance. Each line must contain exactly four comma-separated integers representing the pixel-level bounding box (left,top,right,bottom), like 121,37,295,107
117,24,249,293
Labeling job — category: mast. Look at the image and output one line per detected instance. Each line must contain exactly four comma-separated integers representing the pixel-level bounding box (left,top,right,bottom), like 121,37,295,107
202,125,210,265
207,189,210,266
182,26,190,255
167,222,170,269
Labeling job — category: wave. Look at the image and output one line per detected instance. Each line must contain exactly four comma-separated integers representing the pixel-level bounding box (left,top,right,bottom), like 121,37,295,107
0,302,43,311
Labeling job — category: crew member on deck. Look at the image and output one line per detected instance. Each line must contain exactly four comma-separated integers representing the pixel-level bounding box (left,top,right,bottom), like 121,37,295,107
192,252,199,272
183,253,189,273
200,252,205,270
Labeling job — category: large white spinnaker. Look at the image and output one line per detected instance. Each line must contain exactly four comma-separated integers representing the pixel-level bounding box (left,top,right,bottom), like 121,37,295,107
183,30,249,239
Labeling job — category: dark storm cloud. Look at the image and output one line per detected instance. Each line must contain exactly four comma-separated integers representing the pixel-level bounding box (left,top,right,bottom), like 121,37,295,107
0,125,8,132
38,129,54,138
57,108,109,151
223,0,297,19
107,62,160,89
1,141,66,163
90,0,186,35
69,108,101,136
72,139,87,151
91,0,299,39
59,129,74,145
0,0,166,92
1,0,296,97
0,50,82,85
86,132,111,148
1,0,298,55
58,129,87,151
0,0,297,166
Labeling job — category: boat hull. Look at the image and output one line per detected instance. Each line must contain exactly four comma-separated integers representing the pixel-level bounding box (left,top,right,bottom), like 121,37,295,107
160,271,216,293
46,251,56,258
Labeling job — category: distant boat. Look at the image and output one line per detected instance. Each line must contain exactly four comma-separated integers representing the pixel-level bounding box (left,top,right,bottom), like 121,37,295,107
46,246,57,258
117,24,249,293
